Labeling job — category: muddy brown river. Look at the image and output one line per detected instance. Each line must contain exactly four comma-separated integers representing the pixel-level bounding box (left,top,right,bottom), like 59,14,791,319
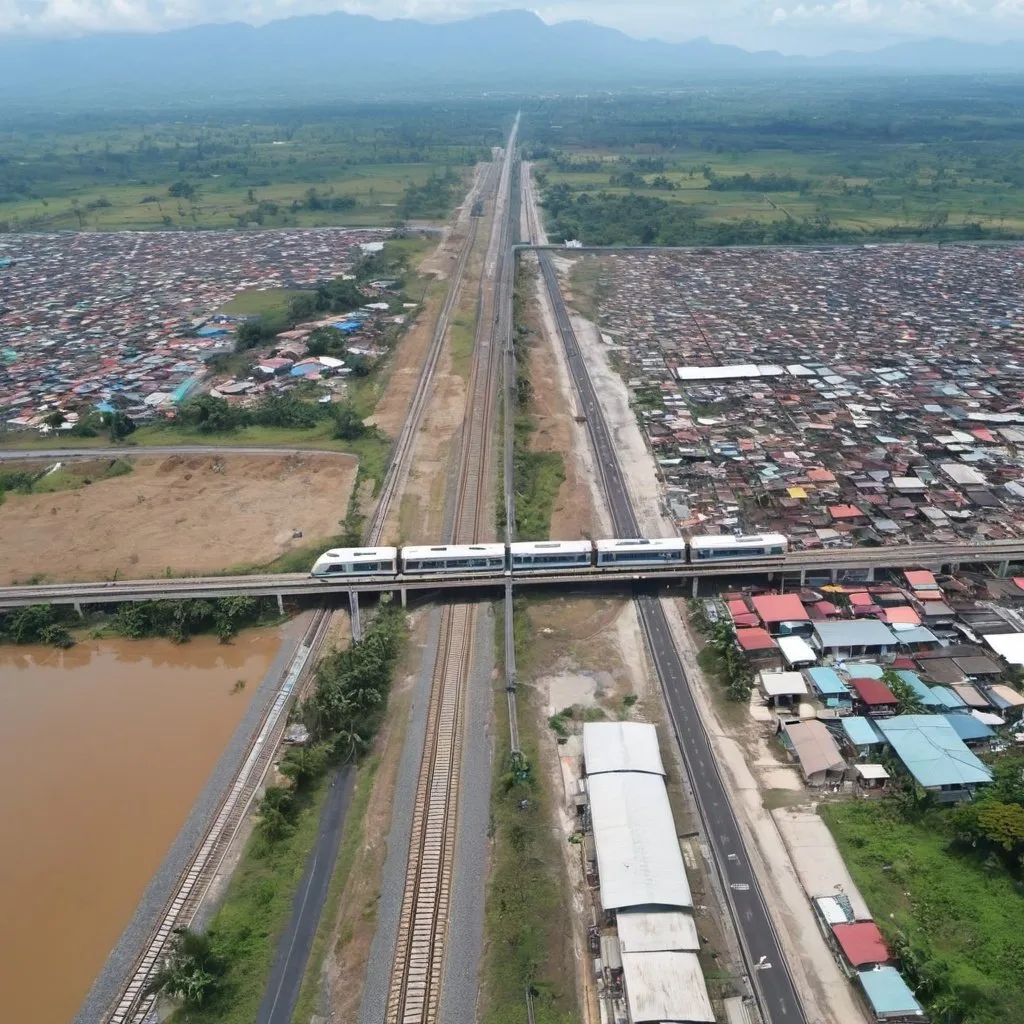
0,631,281,1024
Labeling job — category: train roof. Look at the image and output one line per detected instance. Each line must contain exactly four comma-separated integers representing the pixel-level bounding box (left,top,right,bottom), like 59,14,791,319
510,540,593,554
315,547,398,562
402,543,506,559
689,533,788,548
595,537,686,551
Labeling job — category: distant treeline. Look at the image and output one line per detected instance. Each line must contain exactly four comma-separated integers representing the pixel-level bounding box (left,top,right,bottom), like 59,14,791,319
541,185,1015,247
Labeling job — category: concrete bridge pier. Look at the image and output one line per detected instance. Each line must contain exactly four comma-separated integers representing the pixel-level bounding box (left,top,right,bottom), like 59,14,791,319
691,576,699,598
998,560,1011,578
276,593,285,616
349,590,362,640
73,601,82,616
399,587,407,609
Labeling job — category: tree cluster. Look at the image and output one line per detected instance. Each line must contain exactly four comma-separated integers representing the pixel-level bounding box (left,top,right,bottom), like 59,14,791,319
111,595,273,643
950,749,1024,875
0,604,75,648
173,391,368,441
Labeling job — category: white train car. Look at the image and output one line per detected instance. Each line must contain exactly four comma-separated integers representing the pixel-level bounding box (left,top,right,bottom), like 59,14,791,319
595,537,687,567
510,540,593,571
401,543,507,574
311,547,399,578
689,533,789,561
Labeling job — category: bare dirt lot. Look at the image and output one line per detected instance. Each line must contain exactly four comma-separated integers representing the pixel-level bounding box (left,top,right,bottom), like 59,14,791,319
0,453,357,582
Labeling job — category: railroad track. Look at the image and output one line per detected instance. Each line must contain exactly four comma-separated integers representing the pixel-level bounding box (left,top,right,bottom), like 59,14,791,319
108,609,333,1024
366,159,500,545
385,604,472,1024
384,118,519,1024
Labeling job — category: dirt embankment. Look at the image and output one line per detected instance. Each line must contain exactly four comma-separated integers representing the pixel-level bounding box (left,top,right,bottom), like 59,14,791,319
0,453,357,583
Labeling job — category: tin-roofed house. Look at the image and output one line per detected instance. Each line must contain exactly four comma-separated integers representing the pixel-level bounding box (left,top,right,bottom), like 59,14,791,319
876,715,992,802
858,965,927,1022
806,666,853,711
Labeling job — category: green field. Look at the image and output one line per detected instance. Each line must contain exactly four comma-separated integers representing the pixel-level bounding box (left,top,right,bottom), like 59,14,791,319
821,801,1024,1024
523,80,1024,244
0,106,498,232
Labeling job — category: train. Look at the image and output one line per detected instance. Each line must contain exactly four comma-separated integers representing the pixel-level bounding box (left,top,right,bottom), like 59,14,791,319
309,534,789,578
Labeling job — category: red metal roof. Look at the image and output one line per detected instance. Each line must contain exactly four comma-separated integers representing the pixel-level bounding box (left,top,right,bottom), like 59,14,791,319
849,677,898,705
751,594,809,624
735,628,778,652
831,922,892,967
829,504,864,519
904,570,937,588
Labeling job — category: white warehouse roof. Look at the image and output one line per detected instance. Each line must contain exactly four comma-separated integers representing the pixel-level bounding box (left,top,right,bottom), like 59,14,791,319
675,363,785,381
583,722,665,777
587,771,692,911
617,909,700,953
622,950,716,1023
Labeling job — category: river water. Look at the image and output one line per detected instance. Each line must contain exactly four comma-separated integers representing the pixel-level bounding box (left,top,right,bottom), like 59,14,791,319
0,631,281,1024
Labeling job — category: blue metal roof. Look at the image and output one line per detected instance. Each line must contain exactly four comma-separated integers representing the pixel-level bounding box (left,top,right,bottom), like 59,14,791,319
896,670,938,705
841,716,885,747
929,686,966,710
807,667,850,696
942,713,994,742
846,662,884,679
876,715,992,788
858,966,924,1015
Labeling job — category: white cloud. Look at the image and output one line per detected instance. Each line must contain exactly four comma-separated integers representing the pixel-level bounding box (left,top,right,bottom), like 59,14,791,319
0,0,1022,50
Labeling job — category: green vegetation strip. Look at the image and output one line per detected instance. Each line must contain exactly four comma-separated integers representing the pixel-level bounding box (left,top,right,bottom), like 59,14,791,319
821,799,1024,1024
482,599,578,1024
497,266,565,543
151,603,406,1020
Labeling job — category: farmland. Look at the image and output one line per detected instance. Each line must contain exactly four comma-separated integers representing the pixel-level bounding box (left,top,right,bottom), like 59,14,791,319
0,102,510,232
523,78,1024,245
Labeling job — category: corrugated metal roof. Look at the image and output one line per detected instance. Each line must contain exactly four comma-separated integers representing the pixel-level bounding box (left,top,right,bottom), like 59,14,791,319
617,909,700,953
832,922,892,967
858,966,925,1016
815,620,898,648
622,950,715,1023
807,666,850,696
782,721,846,779
752,593,809,623
778,635,816,665
587,772,692,911
876,715,992,788
583,722,665,777
941,713,993,742
757,671,808,696
841,716,885,747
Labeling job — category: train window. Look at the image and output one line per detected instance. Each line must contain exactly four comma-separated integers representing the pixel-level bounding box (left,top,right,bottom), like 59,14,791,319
382,561,395,572
327,564,344,574
423,560,443,570
405,561,420,571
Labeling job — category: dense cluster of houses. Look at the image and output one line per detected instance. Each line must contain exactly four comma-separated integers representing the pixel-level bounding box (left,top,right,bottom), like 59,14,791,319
721,568,1024,802
0,228,387,426
591,246,1024,547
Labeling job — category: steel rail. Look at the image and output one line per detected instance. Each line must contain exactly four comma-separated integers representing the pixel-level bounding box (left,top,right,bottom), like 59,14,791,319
385,117,519,1024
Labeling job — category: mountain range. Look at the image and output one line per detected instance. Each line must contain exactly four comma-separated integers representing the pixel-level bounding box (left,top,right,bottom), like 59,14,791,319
1,10,1023,110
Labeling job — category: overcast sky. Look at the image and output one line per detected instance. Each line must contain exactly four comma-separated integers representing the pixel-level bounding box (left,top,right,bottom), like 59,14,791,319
2,0,1023,52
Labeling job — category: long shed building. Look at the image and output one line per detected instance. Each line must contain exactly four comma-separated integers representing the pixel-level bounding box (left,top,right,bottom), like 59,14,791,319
583,722,715,1024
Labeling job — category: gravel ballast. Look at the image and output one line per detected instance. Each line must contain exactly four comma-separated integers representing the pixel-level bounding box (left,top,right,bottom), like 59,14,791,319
358,606,442,1024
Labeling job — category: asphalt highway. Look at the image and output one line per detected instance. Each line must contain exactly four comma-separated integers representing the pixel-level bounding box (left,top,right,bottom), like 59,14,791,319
256,765,356,1024
538,249,808,1024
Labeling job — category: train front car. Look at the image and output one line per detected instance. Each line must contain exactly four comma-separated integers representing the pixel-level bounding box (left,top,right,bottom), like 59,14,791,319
688,533,789,562
400,543,508,575
509,540,594,572
310,547,400,578
594,537,688,569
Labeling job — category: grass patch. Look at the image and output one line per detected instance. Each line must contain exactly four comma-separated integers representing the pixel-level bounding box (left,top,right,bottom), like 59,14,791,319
220,288,310,318
448,312,475,379
0,457,134,500
481,616,579,1024
821,800,1024,1024
511,421,565,542
289,754,380,1024
171,775,335,1024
